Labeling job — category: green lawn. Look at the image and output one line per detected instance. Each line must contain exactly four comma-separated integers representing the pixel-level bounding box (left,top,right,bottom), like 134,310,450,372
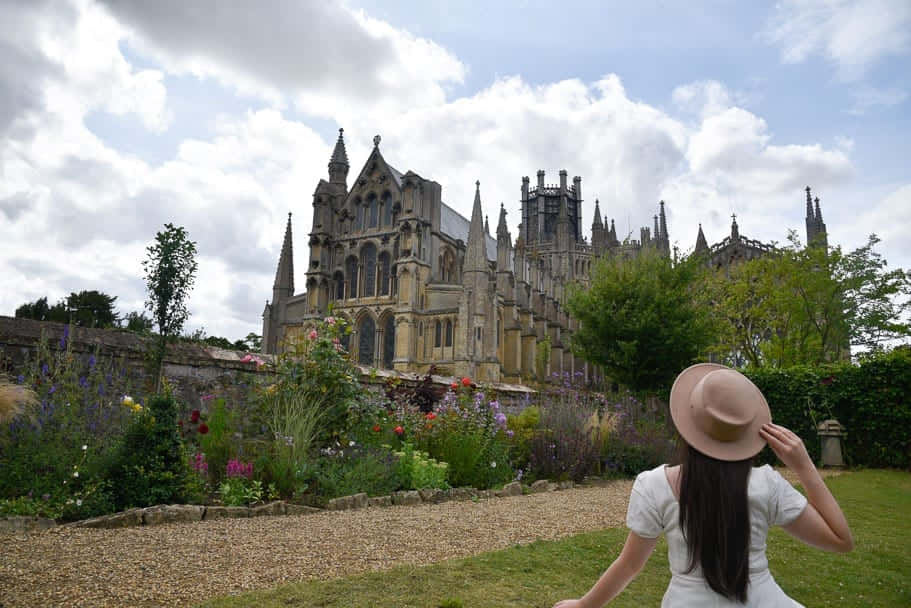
200,470,911,608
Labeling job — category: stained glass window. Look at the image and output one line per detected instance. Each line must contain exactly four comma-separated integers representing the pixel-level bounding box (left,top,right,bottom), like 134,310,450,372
358,317,375,365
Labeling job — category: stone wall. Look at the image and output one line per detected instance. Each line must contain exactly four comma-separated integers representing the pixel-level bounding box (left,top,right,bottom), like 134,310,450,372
0,316,535,414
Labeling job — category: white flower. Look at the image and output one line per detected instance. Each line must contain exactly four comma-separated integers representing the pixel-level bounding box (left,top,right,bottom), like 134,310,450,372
81,444,87,451
490,461,497,468
349,440,356,447
75,499,83,507
72,471,79,478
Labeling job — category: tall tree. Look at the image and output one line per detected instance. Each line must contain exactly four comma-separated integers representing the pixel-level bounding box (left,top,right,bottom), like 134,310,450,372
707,233,911,367
65,290,119,327
15,296,66,322
122,310,154,333
142,223,198,382
567,248,717,393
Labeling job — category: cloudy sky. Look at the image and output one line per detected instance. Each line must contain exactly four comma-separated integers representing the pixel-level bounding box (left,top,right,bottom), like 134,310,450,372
2,0,909,341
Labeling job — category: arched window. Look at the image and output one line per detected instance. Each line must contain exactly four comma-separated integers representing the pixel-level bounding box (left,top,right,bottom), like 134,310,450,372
333,271,344,301
383,316,395,369
368,194,378,229
358,316,375,365
434,321,442,348
379,251,391,296
345,256,358,299
382,192,392,226
445,320,453,347
355,201,363,231
340,322,351,352
361,243,377,297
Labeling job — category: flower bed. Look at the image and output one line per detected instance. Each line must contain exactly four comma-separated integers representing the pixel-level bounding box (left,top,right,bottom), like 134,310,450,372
1,317,673,523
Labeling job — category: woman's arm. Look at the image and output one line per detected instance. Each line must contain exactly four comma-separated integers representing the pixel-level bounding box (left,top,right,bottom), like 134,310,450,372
759,423,854,553
552,531,658,608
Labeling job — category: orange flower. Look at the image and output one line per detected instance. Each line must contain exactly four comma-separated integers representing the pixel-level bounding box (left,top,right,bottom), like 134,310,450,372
372,424,381,432
424,412,437,420
450,382,459,391
461,377,471,387
394,425,404,435
425,423,433,430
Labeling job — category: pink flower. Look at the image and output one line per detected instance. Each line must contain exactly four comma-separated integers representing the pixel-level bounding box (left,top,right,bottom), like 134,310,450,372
240,354,253,363
308,330,318,341
200,394,215,401
325,316,336,325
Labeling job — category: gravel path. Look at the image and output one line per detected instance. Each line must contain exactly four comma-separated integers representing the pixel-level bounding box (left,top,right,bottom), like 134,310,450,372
0,468,841,607
0,481,635,607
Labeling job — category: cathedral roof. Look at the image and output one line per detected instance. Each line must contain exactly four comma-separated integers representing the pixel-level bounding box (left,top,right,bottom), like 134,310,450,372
440,201,497,261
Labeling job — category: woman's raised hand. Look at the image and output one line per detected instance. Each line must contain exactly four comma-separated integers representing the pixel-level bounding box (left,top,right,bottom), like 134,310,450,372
759,423,814,474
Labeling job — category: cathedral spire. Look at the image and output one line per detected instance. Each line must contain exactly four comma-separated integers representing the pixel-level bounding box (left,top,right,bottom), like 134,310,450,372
465,181,488,272
805,186,813,219
695,223,708,253
272,213,294,301
485,214,490,235
328,128,349,185
592,199,603,229
814,196,823,223
730,213,740,241
653,214,659,243
659,200,668,240
496,203,509,240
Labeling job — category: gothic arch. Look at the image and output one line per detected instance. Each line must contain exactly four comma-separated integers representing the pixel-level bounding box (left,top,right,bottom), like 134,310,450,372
356,310,377,366
360,242,377,297
379,310,396,369
367,193,379,229
381,191,393,227
378,250,391,296
332,271,344,301
345,255,359,299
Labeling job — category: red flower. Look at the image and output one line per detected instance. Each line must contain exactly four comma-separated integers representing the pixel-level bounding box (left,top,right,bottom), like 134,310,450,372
461,377,472,387
425,423,433,430
424,412,437,420
190,409,200,423
394,425,404,435
821,376,835,386
372,424,381,432
198,423,209,435
450,382,459,391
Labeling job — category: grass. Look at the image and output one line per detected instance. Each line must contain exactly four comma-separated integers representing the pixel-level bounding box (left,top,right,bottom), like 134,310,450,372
199,470,910,608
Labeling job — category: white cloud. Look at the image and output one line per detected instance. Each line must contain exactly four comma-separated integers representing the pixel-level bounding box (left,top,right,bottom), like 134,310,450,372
763,0,911,80
1,0,886,343
97,0,466,119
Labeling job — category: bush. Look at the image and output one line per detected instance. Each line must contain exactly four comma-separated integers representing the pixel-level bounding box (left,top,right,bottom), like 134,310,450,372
0,330,138,502
528,384,602,482
105,393,194,510
506,406,540,472
306,444,401,499
395,443,448,490
414,383,513,489
746,349,911,468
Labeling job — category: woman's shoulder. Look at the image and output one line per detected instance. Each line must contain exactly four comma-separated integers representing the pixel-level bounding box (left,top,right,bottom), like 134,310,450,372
633,464,671,492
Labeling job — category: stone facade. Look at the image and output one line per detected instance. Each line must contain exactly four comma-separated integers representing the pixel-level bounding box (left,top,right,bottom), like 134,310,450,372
262,130,829,383
694,185,828,270
262,131,672,383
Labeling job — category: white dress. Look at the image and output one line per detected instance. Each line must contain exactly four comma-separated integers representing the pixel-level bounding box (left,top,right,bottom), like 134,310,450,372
626,464,808,607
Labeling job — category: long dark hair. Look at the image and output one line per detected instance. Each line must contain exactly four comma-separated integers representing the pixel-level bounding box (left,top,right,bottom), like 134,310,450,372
678,443,753,603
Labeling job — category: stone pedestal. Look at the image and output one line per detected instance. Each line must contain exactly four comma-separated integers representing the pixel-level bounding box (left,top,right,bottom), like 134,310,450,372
817,419,846,468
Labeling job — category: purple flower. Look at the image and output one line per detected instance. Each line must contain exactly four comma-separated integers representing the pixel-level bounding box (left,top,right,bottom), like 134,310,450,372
506,429,515,438
88,355,96,369
41,364,49,375
494,412,507,427
48,385,56,394
78,376,88,388
16,374,24,384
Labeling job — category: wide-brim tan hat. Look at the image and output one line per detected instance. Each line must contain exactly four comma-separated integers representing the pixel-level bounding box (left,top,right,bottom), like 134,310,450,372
670,363,771,461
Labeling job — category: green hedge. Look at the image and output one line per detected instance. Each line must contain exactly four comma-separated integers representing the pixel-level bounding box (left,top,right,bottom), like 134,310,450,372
745,349,911,469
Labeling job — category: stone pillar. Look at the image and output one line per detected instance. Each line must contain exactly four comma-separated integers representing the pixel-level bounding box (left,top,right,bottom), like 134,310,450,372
817,419,846,468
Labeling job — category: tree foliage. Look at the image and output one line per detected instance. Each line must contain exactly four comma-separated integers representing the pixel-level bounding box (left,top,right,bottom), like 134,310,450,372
142,223,198,341
567,249,716,393
15,291,119,327
707,233,911,367
142,223,198,380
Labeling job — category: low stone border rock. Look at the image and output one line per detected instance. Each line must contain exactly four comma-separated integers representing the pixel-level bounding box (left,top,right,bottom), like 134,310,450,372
4,480,576,532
